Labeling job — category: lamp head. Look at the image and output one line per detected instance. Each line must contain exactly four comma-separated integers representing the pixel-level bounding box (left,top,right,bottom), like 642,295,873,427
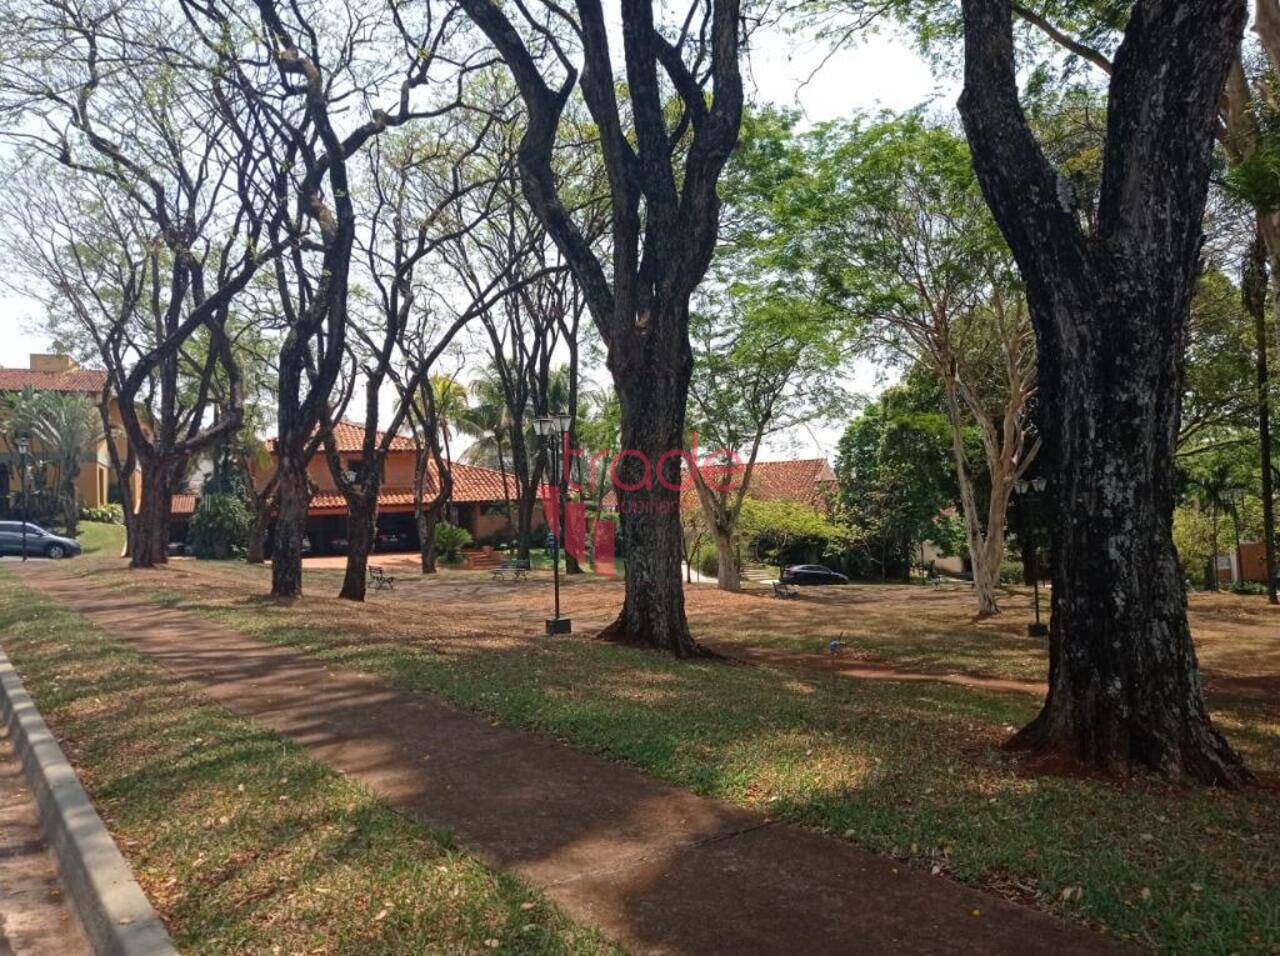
15,433,29,456
555,412,572,433
532,416,555,438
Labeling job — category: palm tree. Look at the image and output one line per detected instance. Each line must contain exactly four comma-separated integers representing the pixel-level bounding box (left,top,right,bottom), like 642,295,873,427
14,390,100,536
1188,457,1250,590
428,375,471,450
457,372,516,534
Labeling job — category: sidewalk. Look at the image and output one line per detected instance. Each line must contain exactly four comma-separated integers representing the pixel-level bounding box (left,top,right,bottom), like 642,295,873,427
0,720,89,955
14,563,1123,955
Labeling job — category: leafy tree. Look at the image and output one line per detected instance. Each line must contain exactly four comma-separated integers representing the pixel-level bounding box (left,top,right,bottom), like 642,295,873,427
835,380,959,580
738,498,853,575
688,109,852,591
458,0,745,656
773,113,1038,613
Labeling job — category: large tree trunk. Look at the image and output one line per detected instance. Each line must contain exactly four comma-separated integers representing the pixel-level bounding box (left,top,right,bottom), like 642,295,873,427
959,0,1249,785
130,462,171,568
339,495,376,601
598,311,705,657
509,423,534,560
270,458,309,597
1245,227,1279,604
247,507,269,565
1010,263,1246,784
710,523,739,591
417,505,441,573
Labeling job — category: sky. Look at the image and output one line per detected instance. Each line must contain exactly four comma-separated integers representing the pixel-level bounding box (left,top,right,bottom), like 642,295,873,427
0,23,949,463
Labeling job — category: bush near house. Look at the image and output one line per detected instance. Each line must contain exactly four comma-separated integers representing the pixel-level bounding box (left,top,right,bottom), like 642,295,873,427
189,492,250,560
434,521,473,563
80,503,124,525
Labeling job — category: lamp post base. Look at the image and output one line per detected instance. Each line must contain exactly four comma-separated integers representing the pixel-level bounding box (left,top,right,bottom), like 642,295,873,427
1027,622,1049,638
545,618,572,635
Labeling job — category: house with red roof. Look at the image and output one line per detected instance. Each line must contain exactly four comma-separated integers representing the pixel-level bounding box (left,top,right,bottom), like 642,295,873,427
682,458,837,512
171,421,534,555
601,457,837,514
0,354,140,516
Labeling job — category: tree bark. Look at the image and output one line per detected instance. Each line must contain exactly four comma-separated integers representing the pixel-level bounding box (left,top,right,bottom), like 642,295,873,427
709,524,739,591
247,508,269,565
598,306,706,656
959,0,1249,784
60,465,80,538
270,458,309,597
130,462,172,568
509,418,534,560
1245,225,1279,603
339,495,376,601
1012,275,1245,782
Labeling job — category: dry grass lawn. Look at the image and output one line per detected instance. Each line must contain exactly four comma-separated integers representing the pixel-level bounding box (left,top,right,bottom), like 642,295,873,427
46,533,1280,951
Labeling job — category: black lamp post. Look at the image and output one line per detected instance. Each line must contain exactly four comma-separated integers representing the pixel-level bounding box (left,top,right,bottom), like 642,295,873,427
1016,476,1048,637
533,412,573,635
15,432,30,562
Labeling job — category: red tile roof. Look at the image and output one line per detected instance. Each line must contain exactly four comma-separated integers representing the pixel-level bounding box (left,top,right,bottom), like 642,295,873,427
265,421,415,453
171,461,536,517
0,367,109,393
602,457,836,511
709,458,836,505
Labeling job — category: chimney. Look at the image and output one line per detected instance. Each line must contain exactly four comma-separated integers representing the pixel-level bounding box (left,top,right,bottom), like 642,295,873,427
29,354,77,373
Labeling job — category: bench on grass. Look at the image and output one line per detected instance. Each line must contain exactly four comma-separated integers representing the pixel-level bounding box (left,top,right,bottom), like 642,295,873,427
491,559,531,582
773,582,799,599
368,565,395,591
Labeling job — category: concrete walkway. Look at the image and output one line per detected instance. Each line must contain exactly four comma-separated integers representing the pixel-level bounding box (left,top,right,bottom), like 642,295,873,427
0,721,89,955
14,564,1122,955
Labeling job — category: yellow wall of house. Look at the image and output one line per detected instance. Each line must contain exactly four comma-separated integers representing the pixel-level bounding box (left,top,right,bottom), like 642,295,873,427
254,449,419,492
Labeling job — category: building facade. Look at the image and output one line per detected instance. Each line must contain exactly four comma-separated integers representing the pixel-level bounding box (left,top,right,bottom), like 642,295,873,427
172,422,538,554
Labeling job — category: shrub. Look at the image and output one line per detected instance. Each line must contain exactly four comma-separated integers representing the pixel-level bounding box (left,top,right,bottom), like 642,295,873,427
190,492,250,560
80,503,124,525
697,546,719,578
433,522,472,562
999,558,1024,584
1230,580,1267,596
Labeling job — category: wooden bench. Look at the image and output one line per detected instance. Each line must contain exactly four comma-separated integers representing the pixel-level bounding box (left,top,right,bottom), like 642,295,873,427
368,565,395,591
491,559,531,582
773,582,799,599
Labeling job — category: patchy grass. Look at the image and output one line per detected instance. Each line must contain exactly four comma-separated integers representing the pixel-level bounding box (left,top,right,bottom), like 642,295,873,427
75,520,126,556
0,571,617,956
66,559,1280,953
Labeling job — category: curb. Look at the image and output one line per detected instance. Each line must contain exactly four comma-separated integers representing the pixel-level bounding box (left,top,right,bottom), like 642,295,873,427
0,649,176,956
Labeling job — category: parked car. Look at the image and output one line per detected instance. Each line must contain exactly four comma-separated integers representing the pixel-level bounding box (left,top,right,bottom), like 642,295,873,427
167,541,188,557
780,564,849,586
329,535,349,554
0,521,82,559
375,529,412,552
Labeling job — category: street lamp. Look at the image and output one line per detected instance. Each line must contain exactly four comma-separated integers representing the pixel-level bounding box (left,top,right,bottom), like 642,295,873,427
1015,476,1048,637
533,413,572,635
15,433,29,562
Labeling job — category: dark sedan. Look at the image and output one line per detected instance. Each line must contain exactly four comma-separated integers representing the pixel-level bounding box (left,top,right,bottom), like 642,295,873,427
0,521,82,559
780,564,848,586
